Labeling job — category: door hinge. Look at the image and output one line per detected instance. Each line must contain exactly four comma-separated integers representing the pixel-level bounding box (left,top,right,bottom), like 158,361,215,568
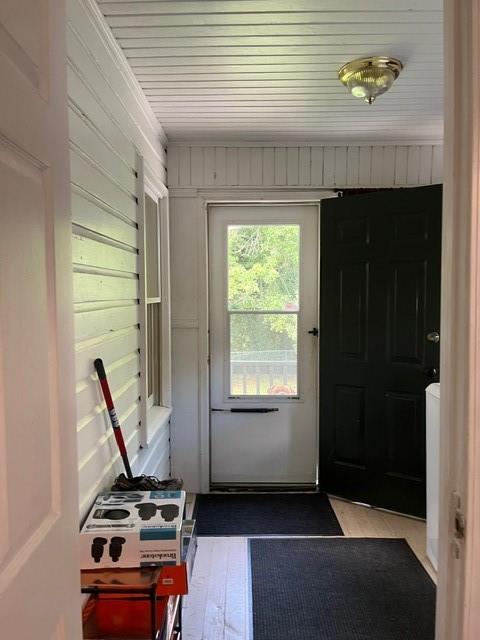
453,491,466,559
453,491,466,539
455,508,466,540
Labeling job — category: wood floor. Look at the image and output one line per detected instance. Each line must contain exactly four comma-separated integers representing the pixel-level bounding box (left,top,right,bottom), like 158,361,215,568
182,495,436,640
329,497,436,581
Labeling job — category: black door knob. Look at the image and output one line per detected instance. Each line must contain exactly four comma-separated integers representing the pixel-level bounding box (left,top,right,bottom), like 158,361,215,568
308,327,319,336
424,367,439,378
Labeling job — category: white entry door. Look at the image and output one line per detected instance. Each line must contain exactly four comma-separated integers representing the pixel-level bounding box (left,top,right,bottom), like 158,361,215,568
209,204,319,485
0,1,81,637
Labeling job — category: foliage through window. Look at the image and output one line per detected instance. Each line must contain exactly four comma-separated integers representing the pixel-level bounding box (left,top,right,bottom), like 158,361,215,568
228,224,300,396
145,194,161,408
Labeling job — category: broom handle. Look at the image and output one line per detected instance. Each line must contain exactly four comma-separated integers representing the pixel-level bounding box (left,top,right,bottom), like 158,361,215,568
94,358,133,479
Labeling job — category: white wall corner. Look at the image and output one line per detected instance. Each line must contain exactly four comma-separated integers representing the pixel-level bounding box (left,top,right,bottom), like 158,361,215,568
73,0,168,147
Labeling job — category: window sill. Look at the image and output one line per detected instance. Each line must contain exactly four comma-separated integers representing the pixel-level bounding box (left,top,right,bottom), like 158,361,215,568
147,405,172,441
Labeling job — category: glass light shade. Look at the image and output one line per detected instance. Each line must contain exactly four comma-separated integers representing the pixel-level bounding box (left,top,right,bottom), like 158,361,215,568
338,57,403,105
346,67,395,104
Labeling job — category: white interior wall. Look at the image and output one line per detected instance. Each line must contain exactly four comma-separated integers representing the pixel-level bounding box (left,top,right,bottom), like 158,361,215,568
168,143,443,492
67,0,169,518
168,144,443,189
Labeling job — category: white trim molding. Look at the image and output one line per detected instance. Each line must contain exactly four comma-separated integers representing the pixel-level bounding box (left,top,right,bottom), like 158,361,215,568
437,2,480,639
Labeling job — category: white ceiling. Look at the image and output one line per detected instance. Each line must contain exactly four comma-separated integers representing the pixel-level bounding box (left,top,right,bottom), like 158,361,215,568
97,0,443,145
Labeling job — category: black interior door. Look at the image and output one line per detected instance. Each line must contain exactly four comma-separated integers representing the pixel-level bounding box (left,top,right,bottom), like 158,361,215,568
320,185,442,517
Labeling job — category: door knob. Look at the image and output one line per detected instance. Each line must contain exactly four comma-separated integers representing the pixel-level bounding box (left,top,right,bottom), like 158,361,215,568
426,331,440,343
424,367,439,378
308,327,319,336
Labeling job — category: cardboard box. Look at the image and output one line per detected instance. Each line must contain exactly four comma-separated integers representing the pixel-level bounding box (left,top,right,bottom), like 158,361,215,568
80,491,186,569
157,519,197,596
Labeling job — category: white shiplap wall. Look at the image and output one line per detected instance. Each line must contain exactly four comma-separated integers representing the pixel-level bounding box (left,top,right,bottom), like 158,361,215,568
67,0,169,518
168,143,443,492
168,144,443,189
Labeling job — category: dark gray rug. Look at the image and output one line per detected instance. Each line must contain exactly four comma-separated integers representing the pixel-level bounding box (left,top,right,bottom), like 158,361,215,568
250,538,435,640
193,493,343,536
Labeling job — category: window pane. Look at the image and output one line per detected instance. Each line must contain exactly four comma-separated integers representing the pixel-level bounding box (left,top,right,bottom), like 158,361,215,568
147,302,161,403
228,224,299,311
230,313,297,396
145,194,160,300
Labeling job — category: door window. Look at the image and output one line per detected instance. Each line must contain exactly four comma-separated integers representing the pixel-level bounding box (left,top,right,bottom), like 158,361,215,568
227,224,300,397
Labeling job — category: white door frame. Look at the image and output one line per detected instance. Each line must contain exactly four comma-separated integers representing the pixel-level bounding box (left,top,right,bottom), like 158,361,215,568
194,190,335,493
437,2,480,638
0,0,81,635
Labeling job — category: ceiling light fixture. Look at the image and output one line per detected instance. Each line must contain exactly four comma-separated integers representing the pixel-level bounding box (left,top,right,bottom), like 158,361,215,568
338,56,403,104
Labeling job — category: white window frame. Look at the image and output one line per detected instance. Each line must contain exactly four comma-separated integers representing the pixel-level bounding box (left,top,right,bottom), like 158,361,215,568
137,154,172,447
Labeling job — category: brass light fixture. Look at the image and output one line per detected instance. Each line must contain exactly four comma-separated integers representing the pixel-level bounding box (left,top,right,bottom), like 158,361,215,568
338,56,403,104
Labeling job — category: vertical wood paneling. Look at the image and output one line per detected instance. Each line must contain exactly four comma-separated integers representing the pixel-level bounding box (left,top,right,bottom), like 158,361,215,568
178,146,191,186
395,146,409,185
419,146,434,184
167,146,179,187
225,147,238,186
323,147,335,186
274,147,287,185
334,147,347,186
168,145,443,189
311,147,324,186
191,147,204,185
382,146,396,185
346,146,360,185
204,147,216,186
359,146,372,185
432,145,443,183
407,146,421,185
371,146,384,185
214,147,226,186
287,147,299,185
250,148,263,185
299,147,311,186
263,148,275,186
238,147,251,185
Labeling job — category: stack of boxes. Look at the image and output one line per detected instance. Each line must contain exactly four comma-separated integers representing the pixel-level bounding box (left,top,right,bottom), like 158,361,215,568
80,491,196,639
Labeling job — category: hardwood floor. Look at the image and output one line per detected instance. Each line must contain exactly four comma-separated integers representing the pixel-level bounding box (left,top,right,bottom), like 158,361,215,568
329,497,436,582
182,495,436,639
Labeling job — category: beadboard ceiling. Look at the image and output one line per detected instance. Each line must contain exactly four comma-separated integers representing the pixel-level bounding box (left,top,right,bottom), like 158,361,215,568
97,0,443,145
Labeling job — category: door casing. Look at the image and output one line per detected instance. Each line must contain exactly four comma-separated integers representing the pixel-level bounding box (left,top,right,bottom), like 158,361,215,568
192,191,335,494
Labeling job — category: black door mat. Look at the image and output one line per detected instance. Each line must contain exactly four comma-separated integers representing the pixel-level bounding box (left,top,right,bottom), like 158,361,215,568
193,493,343,536
250,538,436,640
